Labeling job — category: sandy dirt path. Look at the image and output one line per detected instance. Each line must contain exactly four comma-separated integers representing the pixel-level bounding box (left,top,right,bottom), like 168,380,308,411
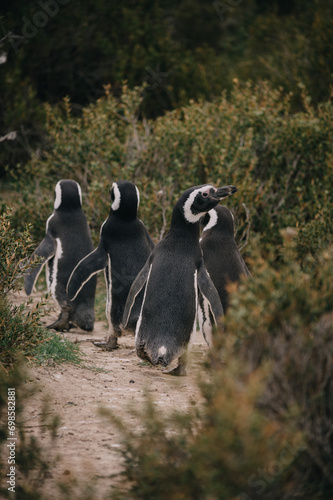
10,291,209,499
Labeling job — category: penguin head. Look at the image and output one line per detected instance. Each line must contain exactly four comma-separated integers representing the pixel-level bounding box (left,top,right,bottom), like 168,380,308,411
109,180,140,219
54,179,82,210
201,205,235,235
180,184,237,224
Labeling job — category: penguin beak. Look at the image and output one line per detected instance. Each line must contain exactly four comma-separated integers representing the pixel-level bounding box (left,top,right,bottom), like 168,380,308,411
213,185,237,199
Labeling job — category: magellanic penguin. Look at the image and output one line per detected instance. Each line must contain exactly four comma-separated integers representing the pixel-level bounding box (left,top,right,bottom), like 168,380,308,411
199,205,251,344
122,184,237,376
24,179,97,331
67,180,155,350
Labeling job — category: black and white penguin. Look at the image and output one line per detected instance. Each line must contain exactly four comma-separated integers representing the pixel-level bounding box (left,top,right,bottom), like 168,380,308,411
199,205,251,344
24,179,97,331
122,184,237,376
67,180,154,349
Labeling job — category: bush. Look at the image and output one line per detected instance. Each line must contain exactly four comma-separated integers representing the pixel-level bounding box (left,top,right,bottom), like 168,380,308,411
222,244,333,498
104,370,301,500
0,208,48,369
1,0,332,177
33,331,82,366
0,208,82,369
7,81,333,258
105,244,333,500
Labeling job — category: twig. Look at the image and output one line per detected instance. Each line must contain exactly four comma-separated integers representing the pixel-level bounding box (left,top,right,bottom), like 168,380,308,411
272,154,300,215
73,338,102,344
238,203,251,252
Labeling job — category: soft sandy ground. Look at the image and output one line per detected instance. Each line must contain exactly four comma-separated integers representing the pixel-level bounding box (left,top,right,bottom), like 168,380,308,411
9,291,209,499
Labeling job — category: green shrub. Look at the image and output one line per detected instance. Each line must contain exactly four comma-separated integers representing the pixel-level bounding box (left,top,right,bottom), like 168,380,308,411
34,332,82,366
105,369,301,500
0,208,82,369
106,244,333,500
7,81,333,257
0,208,35,297
0,208,48,369
221,244,333,498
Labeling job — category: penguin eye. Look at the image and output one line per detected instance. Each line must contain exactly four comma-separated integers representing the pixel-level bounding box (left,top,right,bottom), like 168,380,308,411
202,191,209,198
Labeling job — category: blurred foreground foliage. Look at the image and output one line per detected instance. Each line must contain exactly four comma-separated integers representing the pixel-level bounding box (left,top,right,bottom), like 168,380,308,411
0,366,61,499
107,244,333,500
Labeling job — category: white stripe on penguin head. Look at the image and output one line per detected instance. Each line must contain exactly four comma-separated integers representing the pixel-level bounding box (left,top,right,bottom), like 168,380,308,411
76,181,82,207
111,182,121,211
54,181,62,210
135,186,140,212
202,209,218,232
183,185,214,223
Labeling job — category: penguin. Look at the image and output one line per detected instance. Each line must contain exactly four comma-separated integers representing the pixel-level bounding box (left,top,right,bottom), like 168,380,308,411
122,184,237,376
67,180,154,350
24,179,97,331
198,205,251,344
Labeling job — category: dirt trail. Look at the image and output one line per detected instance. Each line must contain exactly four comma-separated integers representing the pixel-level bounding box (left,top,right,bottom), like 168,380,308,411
10,291,208,499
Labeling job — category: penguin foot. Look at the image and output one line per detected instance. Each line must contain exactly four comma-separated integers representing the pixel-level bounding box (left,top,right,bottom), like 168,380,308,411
162,364,187,376
47,307,72,332
47,319,71,332
93,337,119,350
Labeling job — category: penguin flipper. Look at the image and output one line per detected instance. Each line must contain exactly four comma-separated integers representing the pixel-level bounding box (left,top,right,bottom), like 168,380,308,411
240,255,251,277
24,233,56,295
67,246,107,301
122,257,151,328
146,232,155,251
197,260,224,325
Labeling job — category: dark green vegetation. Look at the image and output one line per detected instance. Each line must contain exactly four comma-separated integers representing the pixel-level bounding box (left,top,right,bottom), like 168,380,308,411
1,0,332,173
4,81,333,260
0,209,83,370
109,245,333,499
0,0,332,497
0,208,47,369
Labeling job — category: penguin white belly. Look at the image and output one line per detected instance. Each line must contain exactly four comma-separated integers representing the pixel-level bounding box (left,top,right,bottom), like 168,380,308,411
104,255,114,336
186,269,200,350
198,294,213,346
50,238,63,300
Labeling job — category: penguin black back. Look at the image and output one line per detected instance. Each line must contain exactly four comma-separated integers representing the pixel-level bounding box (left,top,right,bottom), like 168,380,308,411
123,184,237,375
200,205,250,312
24,179,96,331
67,180,154,349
